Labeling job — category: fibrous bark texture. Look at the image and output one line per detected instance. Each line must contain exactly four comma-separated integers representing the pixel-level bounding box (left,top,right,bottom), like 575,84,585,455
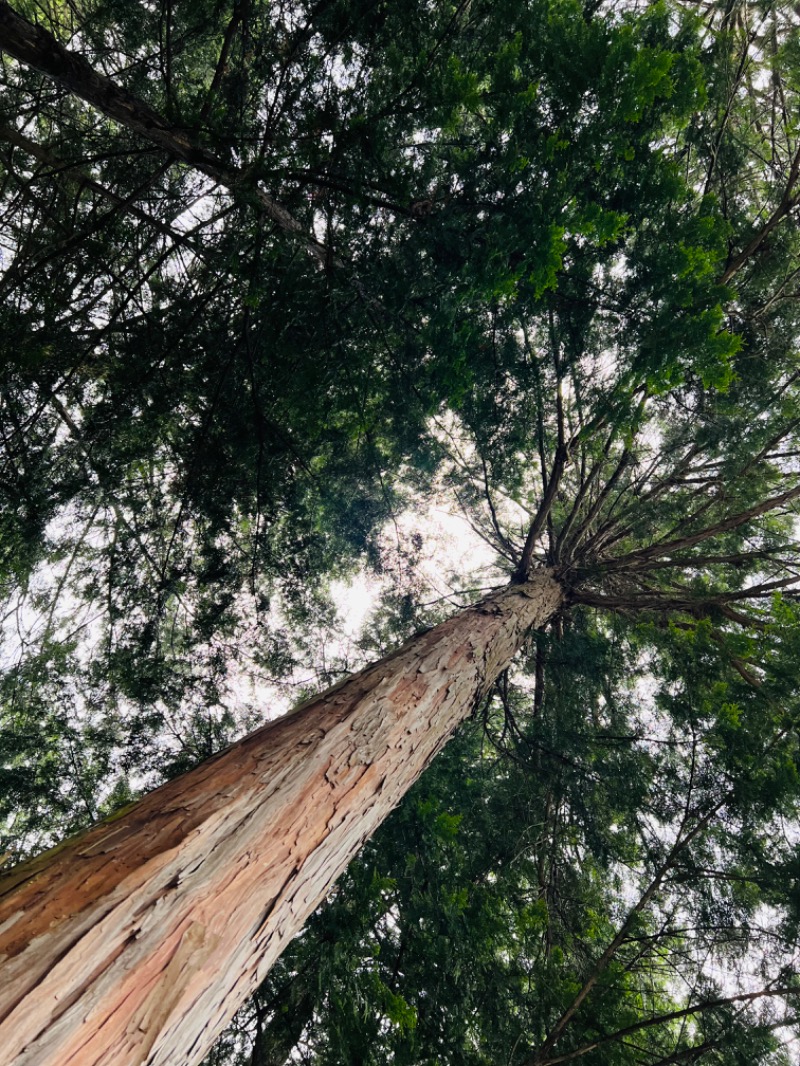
0,573,562,1066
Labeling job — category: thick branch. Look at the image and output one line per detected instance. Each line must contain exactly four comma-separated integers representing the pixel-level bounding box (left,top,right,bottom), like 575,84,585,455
573,574,800,614
566,447,631,559
720,141,800,284
515,444,567,580
0,2,328,267
599,480,800,573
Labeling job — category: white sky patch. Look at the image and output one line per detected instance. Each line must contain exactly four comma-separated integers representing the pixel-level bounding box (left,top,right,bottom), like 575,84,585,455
378,494,503,602
329,570,384,639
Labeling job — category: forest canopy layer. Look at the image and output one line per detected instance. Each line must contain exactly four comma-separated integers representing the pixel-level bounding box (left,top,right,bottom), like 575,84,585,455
2,0,800,1063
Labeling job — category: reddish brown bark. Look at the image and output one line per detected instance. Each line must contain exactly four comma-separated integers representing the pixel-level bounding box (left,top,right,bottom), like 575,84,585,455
0,574,562,1066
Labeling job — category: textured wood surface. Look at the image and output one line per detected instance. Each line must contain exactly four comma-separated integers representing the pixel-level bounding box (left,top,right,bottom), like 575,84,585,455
0,574,562,1066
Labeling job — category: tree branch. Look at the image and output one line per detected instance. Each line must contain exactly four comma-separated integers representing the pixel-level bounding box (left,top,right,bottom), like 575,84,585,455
533,986,797,1066
599,480,800,573
0,1,329,267
527,795,729,1063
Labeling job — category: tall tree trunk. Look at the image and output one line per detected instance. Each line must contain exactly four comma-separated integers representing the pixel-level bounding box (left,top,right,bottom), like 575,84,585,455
0,573,562,1066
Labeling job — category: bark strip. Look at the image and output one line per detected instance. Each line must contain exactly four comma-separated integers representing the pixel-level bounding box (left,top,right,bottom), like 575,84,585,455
0,574,562,1066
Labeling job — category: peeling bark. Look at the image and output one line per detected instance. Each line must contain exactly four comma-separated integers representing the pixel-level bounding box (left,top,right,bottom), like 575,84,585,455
0,573,562,1066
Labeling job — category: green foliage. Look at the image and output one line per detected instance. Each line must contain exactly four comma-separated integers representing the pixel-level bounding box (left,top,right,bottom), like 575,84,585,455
3,0,800,1062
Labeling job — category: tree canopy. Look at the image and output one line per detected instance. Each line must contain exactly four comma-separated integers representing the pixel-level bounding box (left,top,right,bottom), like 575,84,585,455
2,0,800,1062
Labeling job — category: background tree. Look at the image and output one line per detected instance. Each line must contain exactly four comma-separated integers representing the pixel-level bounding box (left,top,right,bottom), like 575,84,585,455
2,0,800,1063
